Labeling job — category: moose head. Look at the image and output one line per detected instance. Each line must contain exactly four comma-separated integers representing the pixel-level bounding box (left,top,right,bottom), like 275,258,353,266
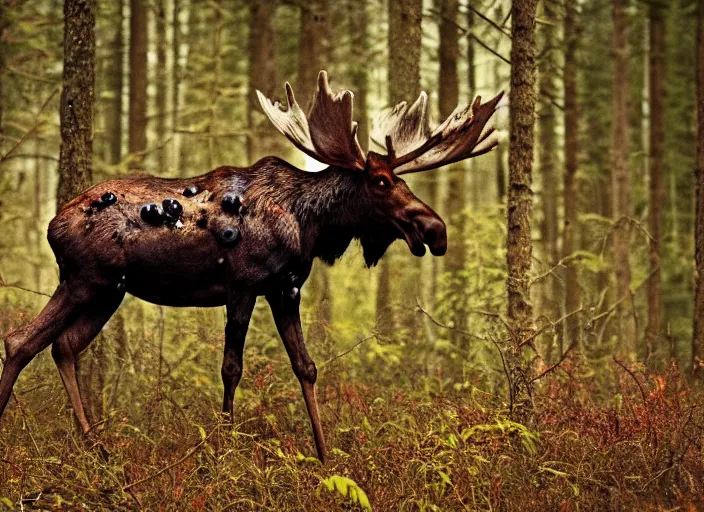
257,71,503,266
0,70,502,463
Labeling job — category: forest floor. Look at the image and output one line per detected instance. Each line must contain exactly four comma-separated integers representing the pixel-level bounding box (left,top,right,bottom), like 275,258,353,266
1,352,703,511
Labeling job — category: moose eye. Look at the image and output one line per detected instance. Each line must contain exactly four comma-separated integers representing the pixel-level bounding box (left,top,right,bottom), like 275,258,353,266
376,177,390,189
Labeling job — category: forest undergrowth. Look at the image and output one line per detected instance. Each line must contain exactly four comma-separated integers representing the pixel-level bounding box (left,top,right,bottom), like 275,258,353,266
1,306,703,512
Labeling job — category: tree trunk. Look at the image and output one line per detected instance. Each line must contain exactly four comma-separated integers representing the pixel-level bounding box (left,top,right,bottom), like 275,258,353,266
507,0,538,413
105,0,123,166
348,0,369,152
0,3,7,138
440,0,465,346
155,0,167,173
128,0,148,167
646,1,666,359
563,0,581,349
247,0,277,163
611,0,636,357
172,0,182,173
298,0,329,108
57,0,96,210
377,0,422,338
493,5,506,204
57,0,96,422
207,1,223,169
693,0,704,379
299,0,333,343
388,0,422,105
537,0,560,360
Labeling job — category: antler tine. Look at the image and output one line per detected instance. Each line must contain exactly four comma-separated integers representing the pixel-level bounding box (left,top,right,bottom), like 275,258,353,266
370,92,432,158
393,91,505,175
256,71,366,171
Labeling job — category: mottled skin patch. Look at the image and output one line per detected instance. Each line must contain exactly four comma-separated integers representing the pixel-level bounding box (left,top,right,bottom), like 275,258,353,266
48,162,304,306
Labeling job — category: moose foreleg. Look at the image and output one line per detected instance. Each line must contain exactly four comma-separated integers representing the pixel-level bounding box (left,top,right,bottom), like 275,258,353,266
267,292,326,462
221,294,256,418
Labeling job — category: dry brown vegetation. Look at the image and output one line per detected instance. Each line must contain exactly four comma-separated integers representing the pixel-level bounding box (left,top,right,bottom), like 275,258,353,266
1,300,703,511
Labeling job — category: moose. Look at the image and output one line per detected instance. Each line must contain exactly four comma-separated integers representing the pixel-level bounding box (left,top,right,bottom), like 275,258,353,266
0,71,502,462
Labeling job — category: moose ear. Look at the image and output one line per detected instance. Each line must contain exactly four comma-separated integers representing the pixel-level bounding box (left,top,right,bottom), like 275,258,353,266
360,228,397,267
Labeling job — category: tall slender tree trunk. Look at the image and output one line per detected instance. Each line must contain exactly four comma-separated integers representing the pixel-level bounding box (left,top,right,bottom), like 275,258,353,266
207,1,223,169
692,0,704,379
537,0,560,360
611,0,636,356
298,0,329,107
377,0,422,338
563,0,581,349
298,0,333,343
439,0,465,346
0,3,8,139
507,0,538,412
247,0,277,162
155,0,167,173
646,1,666,359
57,0,96,209
128,0,147,167
105,0,123,166
172,0,182,172
57,0,96,422
493,5,506,204
349,0,369,152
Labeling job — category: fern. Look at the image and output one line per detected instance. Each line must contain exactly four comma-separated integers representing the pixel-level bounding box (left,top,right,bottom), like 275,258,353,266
318,475,372,511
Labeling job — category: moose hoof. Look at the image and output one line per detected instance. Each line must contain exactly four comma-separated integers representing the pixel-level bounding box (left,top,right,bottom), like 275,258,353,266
221,194,242,214
217,226,241,247
90,191,118,211
162,198,183,221
182,185,199,197
140,203,166,226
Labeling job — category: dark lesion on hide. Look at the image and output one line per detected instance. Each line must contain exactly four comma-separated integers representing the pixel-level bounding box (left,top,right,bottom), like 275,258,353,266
84,192,118,216
182,185,199,197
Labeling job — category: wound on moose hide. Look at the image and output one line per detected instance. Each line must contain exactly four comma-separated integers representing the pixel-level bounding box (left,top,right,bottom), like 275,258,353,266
182,185,198,197
140,203,166,226
162,198,183,221
217,226,241,247
221,194,242,214
90,192,118,211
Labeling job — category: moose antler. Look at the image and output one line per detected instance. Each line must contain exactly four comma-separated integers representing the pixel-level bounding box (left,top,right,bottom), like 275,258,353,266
256,71,366,170
371,91,505,175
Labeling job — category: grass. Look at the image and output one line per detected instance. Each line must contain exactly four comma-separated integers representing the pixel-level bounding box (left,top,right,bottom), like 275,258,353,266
1,349,703,511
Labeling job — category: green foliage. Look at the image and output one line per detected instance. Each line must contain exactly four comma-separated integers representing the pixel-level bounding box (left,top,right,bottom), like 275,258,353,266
318,475,372,511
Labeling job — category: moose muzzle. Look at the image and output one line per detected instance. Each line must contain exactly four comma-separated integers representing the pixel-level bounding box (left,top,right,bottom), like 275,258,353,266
395,211,447,258
416,214,447,257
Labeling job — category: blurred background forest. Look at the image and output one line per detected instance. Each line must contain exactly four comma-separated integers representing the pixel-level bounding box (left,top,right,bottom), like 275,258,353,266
1,0,704,510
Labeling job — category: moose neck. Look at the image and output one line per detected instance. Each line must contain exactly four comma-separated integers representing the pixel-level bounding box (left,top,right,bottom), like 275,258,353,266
253,161,368,264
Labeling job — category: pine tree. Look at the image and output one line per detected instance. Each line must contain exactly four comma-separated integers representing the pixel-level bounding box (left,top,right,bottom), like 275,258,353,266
647,0,666,357
611,0,636,356
57,0,96,209
128,0,148,167
507,0,538,412
692,0,704,378
563,0,581,348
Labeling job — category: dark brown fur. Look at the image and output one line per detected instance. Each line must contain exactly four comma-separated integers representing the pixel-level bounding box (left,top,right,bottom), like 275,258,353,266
0,156,446,462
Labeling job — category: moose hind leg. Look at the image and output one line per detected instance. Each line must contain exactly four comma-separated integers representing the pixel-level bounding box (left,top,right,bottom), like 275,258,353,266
0,282,78,422
221,294,256,418
51,291,124,433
